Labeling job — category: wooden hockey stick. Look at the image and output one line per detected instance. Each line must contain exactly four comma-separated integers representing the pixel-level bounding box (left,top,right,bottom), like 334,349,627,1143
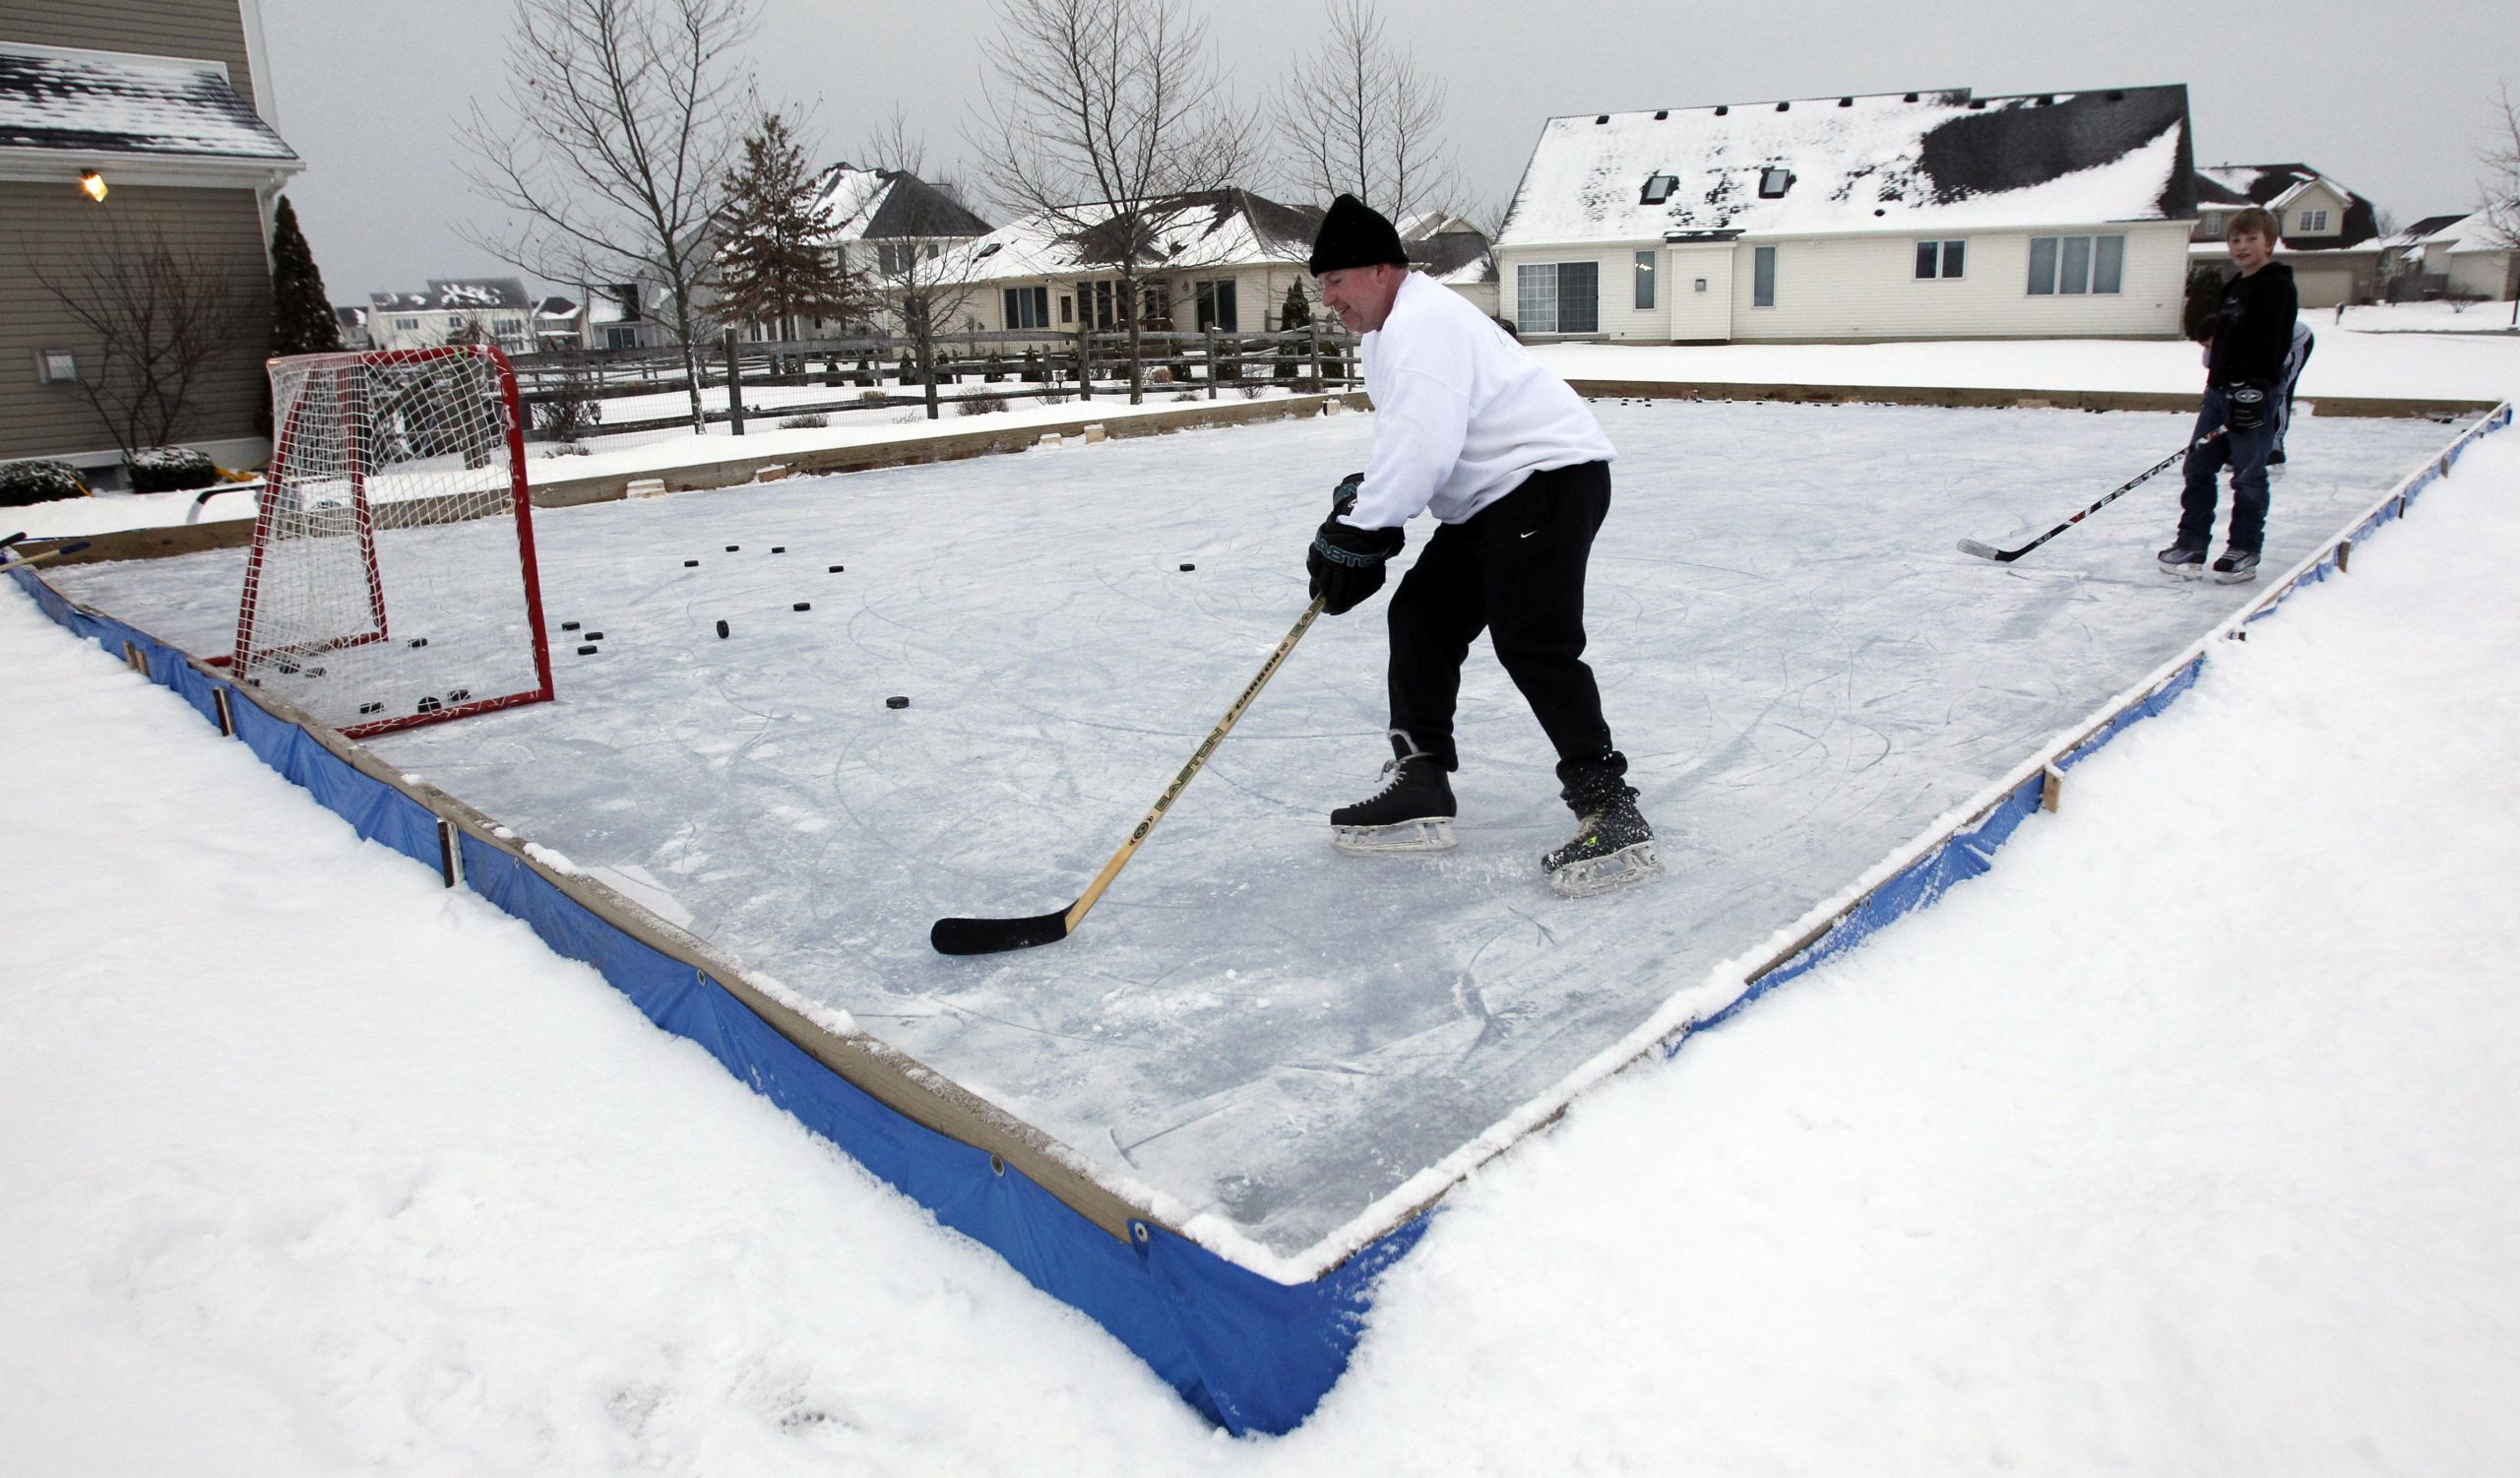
1957,428,2224,563
0,540,93,571
931,597,1327,955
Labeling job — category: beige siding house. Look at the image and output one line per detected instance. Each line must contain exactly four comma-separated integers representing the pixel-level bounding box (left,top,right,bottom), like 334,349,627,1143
2376,210,2518,303
1494,86,2198,344
2191,164,2383,308
1,0,301,477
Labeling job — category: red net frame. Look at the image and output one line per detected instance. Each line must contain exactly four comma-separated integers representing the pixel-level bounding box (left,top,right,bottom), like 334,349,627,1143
226,344,555,739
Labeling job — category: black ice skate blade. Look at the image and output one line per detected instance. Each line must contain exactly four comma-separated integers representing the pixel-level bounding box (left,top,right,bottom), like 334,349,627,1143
931,909,1072,955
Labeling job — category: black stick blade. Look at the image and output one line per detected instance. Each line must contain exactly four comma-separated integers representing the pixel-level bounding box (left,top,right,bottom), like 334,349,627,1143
931,908,1074,955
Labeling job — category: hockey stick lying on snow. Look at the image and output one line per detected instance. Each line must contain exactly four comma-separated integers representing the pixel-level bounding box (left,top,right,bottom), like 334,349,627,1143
1957,428,2223,563
0,540,93,571
931,597,1328,956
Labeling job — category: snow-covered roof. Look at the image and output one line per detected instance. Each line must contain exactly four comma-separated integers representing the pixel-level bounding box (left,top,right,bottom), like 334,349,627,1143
1409,229,1496,286
370,280,535,313
333,305,366,329
1498,85,2194,247
938,188,1323,283
804,162,991,242
534,295,579,320
0,44,299,166
2372,210,2508,256
2193,162,2379,246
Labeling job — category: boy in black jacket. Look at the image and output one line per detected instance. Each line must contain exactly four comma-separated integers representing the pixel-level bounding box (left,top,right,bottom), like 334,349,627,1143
2163,206,2299,582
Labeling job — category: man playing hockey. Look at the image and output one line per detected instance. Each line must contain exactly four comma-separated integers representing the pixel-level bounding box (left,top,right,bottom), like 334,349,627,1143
1300,194,1660,898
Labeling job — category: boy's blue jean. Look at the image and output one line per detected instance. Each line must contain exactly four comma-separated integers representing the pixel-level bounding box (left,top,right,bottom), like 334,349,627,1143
2178,387,2276,555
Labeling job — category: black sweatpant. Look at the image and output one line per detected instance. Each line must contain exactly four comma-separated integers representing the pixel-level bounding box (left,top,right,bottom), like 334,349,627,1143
1385,460,1628,803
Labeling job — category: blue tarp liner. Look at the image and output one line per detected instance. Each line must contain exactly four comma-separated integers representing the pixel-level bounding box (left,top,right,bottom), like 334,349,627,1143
5,400,2506,1433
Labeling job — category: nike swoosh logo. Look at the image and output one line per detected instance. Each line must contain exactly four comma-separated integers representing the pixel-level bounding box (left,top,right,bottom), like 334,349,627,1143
1519,530,1538,540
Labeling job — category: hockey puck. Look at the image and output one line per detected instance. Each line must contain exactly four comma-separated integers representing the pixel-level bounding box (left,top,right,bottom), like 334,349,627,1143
715,619,729,638
886,695,910,709
358,702,383,715
725,545,740,552
577,644,598,656
416,696,442,713
1179,562,1195,571
828,564,845,573
561,620,581,631
772,546,787,553
448,688,470,701
684,558,700,567
408,637,428,648
585,631,603,641
792,602,810,611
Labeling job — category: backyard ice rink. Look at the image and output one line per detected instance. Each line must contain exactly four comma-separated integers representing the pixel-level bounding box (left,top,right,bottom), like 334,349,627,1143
40,398,2464,1274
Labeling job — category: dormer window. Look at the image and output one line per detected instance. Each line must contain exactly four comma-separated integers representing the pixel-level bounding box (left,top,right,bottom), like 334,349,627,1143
1641,173,1679,206
1758,168,1794,199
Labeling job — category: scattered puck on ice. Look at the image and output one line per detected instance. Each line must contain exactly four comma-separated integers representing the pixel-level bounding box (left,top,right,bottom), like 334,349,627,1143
772,546,787,553
791,602,810,611
416,696,442,714
408,637,428,648
560,620,580,631
585,631,603,641
684,558,700,567
358,702,383,715
1179,562,1195,571
827,564,845,573
715,619,730,638
724,545,740,552
886,695,910,709
576,644,598,656
448,688,471,702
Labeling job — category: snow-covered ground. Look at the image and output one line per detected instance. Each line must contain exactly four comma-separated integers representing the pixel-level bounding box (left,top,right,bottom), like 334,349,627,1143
6,355,2519,1471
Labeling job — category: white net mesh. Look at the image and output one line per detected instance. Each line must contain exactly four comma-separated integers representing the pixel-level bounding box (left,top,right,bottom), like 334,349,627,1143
235,346,553,737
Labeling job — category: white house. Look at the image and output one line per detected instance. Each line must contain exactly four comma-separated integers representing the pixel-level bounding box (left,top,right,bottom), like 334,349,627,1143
2375,209,2518,303
1492,86,2199,344
364,279,537,353
2190,163,2381,307
721,162,994,342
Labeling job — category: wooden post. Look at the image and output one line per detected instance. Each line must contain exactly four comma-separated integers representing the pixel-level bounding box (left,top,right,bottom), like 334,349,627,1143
722,328,746,435
2040,764,2064,813
1076,325,1093,401
1309,322,1324,384
1204,326,1219,400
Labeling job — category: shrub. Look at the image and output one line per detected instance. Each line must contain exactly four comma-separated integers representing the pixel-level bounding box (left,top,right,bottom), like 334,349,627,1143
1149,364,1174,385
538,442,592,458
2182,266,2228,342
1239,383,1266,400
0,459,88,506
956,391,1011,416
1040,389,1072,406
778,414,829,429
127,445,220,493
533,369,604,441
1173,389,1201,402
858,388,889,404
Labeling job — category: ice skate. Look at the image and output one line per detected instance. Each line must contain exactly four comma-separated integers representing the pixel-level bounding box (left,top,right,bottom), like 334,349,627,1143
1543,790,1664,898
1330,731,1457,855
2157,541,2207,579
2212,547,2260,584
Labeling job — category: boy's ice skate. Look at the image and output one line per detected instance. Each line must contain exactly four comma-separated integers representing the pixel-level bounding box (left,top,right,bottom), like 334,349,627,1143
2157,541,2207,579
1330,731,1457,855
2212,547,2260,583
1543,789,1664,897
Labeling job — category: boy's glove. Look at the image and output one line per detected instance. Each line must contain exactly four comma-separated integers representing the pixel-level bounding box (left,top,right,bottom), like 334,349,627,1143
2228,383,2270,432
1330,472,1364,516
1308,515,1404,615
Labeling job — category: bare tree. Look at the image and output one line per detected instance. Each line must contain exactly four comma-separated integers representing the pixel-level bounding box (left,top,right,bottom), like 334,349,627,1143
975,0,1251,405
2479,82,2520,325
27,225,254,460
842,116,995,419
459,0,760,435
1272,0,1460,228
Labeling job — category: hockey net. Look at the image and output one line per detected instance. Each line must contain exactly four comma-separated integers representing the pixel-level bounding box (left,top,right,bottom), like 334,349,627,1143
228,345,554,739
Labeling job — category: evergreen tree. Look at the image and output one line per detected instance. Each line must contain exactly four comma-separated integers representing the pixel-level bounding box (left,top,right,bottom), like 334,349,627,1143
1280,277,1312,331
714,114,866,338
268,196,343,357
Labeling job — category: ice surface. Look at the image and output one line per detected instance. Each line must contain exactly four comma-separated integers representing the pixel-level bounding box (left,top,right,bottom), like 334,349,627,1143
45,401,2459,1268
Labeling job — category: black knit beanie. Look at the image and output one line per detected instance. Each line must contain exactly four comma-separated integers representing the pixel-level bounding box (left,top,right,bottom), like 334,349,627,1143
1307,194,1410,274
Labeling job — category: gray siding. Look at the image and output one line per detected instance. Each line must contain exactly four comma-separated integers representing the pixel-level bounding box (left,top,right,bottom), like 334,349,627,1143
2,179,274,464
0,0,254,104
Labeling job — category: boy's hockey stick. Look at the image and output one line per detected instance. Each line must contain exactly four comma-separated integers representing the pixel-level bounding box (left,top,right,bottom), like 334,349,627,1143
931,597,1327,956
1957,428,2223,563
0,540,93,570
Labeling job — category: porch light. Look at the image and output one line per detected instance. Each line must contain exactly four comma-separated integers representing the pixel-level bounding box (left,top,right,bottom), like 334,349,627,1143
79,169,107,203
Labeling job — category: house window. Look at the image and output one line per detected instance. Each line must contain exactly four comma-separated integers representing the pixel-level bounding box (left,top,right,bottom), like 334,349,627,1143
1060,294,1074,325
878,242,913,275
1194,279,1238,332
1915,239,1966,279
2027,234,2125,294
1141,282,1172,328
395,316,420,331
446,315,464,329
1752,245,1777,307
1515,261,1599,334
1003,286,1050,330
2296,208,2329,233
1641,173,1678,206
604,326,640,350
1634,251,1657,309
1758,168,1793,199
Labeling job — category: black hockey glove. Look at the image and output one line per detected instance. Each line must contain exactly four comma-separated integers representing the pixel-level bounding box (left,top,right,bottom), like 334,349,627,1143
2228,382,2270,432
1308,515,1404,615
1331,472,1364,517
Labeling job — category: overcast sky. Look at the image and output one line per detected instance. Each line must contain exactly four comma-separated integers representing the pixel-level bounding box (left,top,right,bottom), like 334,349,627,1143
261,0,2513,301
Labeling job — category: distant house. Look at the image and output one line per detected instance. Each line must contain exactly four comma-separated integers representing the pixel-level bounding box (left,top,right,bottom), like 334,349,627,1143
532,294,582,352
724,162,993,341
364,279,538,353
1,4,304,476
2373,210,2518,303
333,304,369,350
1492,86,2198,344
2190,163,2382,307
583,281,672,352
